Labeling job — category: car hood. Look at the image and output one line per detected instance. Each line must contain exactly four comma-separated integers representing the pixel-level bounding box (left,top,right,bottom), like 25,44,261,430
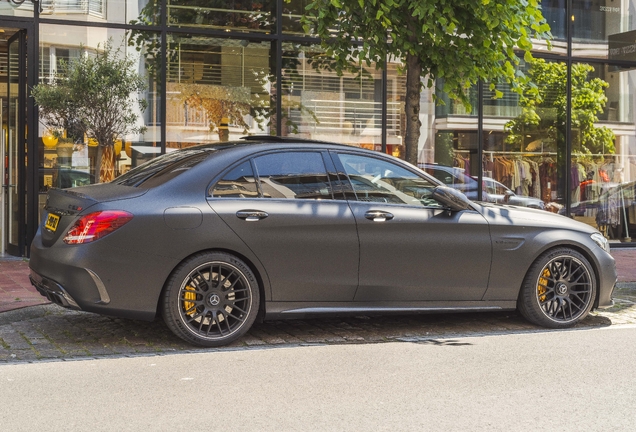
476,202,598,234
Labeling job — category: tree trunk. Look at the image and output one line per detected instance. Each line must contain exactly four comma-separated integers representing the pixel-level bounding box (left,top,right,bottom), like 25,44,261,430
94,145,103,183
404,53,423,166
99,145,115,182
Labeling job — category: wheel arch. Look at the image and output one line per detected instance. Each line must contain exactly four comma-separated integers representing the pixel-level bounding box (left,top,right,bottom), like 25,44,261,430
156,247,269,319
517,243,602,309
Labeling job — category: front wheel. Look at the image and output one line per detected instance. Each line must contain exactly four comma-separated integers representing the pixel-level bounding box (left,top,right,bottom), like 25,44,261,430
162,252,260,347
518,248,597,328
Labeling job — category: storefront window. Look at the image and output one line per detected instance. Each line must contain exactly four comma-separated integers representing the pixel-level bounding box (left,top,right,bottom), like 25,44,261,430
166,0,274,33
37,25,160,208
386,60,408,159
570,62,636,243
10,0,636,252
573,0,636,59
280,43,383,149
541,0,567,40
166,35,271,148
23,0,158,25
535,0,567,55
282,0,311,35
421,78,480,199
0,1,33,17
482,59,567,211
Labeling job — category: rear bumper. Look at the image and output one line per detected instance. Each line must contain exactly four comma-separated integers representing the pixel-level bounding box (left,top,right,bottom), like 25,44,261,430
29,234,173,321
29,270,81,310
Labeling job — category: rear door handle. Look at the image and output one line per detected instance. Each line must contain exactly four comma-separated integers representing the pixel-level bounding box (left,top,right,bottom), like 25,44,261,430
236,210,269,222
364,210,394,222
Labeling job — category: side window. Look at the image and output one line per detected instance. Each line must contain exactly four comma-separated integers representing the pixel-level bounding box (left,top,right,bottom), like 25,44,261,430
494,182,508,195
253,151,334,200
336,153,443,208
210,161,259,198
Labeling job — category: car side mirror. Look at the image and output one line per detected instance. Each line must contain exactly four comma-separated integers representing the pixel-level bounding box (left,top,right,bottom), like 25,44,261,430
431,186,473,211
504,190,514,203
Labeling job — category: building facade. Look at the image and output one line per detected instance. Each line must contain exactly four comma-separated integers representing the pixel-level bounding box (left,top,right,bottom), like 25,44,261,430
1,0,636,256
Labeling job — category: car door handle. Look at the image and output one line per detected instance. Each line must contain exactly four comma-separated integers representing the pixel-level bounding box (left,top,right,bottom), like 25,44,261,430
236,210,269,222
364,210,394,222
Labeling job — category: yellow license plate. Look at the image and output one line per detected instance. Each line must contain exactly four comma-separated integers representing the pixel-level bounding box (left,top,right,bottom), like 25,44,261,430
45,213,60,232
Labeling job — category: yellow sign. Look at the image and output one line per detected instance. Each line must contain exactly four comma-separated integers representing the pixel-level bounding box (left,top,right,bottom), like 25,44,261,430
45,213,60,232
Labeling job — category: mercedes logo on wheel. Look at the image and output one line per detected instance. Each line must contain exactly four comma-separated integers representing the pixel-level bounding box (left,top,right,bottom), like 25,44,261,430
556,283,568,296
209,294,221,306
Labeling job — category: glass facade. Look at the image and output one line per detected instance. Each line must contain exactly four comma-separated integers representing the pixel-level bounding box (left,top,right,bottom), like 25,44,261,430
166,0,273,32
37,25,160,200
165,35,272,147
279,43,383,147
3,0,636,255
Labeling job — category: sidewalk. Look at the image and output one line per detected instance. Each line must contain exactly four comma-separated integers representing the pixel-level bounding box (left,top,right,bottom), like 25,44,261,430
1,249,635,314
0,258,46,313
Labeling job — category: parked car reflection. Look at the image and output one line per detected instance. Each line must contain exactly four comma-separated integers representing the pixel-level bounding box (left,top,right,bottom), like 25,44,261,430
569,180,635,240
483,177,545,209
418,163,488,202
39,168,95,192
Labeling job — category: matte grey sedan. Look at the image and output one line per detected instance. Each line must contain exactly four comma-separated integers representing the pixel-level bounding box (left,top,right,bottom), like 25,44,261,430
29,137,616,346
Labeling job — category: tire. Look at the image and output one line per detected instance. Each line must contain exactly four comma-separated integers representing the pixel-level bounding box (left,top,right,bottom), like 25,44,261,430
162,252,260,347
517,247,597,329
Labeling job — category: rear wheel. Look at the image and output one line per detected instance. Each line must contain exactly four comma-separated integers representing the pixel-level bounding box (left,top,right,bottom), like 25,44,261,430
518,248,596,328
162,252,259,347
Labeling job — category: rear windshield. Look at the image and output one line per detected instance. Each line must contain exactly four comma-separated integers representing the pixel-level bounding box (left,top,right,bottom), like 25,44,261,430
112,150,210,187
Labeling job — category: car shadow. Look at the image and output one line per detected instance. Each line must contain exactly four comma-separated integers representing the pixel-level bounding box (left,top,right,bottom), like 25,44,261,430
0,308,616,363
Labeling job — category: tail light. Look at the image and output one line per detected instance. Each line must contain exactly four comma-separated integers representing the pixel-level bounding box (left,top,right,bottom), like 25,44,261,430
63,210,133,244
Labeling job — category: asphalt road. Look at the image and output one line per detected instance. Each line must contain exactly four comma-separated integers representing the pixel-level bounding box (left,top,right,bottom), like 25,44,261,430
1,325,635,431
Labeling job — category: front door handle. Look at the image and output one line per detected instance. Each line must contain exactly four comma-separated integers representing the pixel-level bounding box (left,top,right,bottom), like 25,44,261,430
236,210,269,222
364,210,394,222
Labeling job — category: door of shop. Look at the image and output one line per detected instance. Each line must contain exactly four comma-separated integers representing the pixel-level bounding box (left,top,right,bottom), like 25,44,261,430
1,27,27,256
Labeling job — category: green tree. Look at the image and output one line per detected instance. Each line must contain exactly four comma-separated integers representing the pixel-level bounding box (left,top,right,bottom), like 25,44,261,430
301,0,550,164
505,59,615,155
32,40,148,182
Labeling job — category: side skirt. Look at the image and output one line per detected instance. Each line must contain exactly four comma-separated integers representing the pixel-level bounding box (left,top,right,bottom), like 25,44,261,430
264,301,518,320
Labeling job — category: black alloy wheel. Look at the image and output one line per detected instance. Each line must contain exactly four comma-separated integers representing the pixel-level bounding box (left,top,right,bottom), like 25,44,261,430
518,248,597,328
162,252,259,346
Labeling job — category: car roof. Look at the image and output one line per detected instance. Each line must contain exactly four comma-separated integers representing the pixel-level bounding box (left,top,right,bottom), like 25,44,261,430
189,135,356,152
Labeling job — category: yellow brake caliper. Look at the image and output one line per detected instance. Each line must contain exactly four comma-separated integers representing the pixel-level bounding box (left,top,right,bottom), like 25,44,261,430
184,285,197,316
538,268,550,302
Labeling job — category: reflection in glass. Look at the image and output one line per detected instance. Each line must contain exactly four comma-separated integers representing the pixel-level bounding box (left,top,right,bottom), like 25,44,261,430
540,0,566,40
0,0,34,17
19,0,157,25
166,0,273,32
474,59,567,211
282,0,312,35
37,25,160,206
570,62,636,243
572,0,636,59
166,35,271,147
281,44,383,149
254,152,333,200
212,161,259,198
338,153,441,207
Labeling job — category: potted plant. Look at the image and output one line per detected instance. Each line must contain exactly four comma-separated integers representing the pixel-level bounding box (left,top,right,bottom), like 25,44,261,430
32,39,148,182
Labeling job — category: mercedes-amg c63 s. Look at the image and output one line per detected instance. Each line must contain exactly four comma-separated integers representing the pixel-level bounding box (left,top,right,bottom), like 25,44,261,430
30,137,616,346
